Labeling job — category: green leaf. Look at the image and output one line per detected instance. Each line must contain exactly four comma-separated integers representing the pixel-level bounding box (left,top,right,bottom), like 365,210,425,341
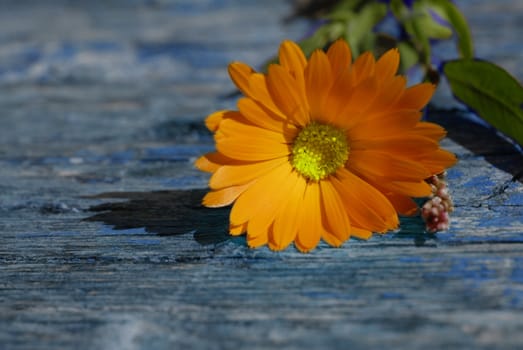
424,0,474,59
414,1,453,40
299,22,345,57
391,1,432,65
444,59,523,146
397,41,419,72
342,2,387,57
390,0,407,20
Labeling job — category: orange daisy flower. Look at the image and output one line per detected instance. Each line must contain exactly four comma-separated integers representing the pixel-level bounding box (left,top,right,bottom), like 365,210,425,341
196,39,457,252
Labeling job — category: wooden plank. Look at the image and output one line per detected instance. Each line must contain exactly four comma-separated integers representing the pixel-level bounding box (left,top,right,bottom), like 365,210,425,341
0,1,522,349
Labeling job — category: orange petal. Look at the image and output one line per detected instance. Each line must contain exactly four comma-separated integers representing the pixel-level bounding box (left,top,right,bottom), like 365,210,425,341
394,83,435,110
332,168,398,232
337,77,379,126
217,117,289,143
348,109,421,140
348,150,432,181
319,180,351,247
247,226,269,248
209,110,248,125
351,51,375,84
203,182,251,207
228,62,255,96
415,149,457,174
248,73,287,120
351,227,373,240
270,172,306,251
365,75,406,113
382,191,419,216
350,135,438,156
266,64,309,126
327,39,352,77
210,157,287,189
205,110,229,132
323,68,355,124
237,97,298,135
230,222,247,236
229,162,292,225
295,181,322,252
279,40,307,73
247,170,301,249
379,180,433,197
305,49,333,121
278,40,307,98
216,136,289,161
375,48,400,82
413,122,447,140
195,152,226,173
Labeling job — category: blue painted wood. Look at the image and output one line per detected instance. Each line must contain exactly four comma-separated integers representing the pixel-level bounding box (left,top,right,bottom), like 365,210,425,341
0,1,522,349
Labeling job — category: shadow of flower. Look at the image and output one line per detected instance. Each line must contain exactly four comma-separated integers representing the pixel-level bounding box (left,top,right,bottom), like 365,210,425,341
84,189,231,245
427,108,523,182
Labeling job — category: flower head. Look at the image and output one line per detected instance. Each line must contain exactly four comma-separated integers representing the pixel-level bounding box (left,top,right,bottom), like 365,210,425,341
196,39,456,252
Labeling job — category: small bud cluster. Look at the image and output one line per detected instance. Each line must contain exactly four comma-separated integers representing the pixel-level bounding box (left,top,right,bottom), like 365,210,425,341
421,172,454,233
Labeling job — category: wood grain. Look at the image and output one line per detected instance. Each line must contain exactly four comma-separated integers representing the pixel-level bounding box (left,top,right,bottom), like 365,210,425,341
0,1,522,349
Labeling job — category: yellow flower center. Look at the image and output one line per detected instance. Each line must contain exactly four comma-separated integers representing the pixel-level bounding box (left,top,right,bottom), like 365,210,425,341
291,122,349,181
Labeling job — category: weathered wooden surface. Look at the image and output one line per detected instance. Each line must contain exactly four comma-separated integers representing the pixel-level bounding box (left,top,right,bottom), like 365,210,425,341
1,1,522,349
